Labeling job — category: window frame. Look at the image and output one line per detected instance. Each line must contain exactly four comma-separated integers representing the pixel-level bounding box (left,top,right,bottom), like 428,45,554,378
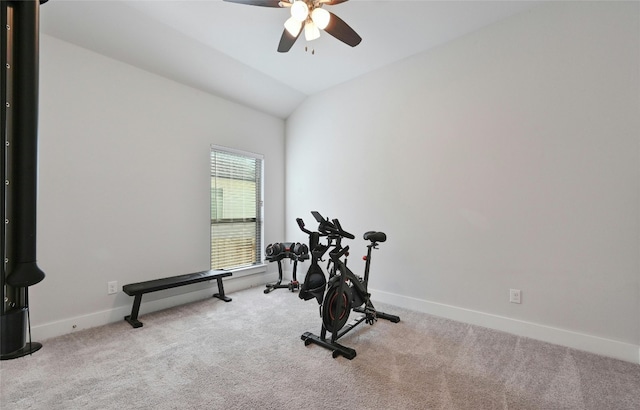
210,145,265,274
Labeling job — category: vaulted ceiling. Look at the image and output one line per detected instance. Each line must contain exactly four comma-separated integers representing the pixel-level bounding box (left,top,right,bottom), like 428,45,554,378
40,0,542,118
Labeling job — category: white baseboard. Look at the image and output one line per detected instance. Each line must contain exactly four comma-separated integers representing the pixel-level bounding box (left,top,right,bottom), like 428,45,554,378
32,271,277,342
371,288,640,365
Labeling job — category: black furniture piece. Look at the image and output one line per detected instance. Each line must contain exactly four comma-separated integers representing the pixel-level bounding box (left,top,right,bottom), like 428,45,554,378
264,242,309,294
122,270,232,328
1,0,49,361
297,212,400,359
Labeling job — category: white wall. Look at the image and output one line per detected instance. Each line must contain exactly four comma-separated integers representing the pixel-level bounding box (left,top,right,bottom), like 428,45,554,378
31,35,285,339
286,2,640,362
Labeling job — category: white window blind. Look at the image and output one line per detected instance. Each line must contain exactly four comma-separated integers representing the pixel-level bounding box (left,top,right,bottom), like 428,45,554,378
210,146,263,270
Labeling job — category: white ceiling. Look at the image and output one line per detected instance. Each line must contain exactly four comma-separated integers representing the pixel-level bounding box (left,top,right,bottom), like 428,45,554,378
40,0,543,118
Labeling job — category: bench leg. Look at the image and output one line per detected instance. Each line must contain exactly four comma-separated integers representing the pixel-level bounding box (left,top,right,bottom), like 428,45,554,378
213,277,232,302
124,294,144,328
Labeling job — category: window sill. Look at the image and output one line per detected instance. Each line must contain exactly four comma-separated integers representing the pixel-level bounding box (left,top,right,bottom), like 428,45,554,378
225,263,267,278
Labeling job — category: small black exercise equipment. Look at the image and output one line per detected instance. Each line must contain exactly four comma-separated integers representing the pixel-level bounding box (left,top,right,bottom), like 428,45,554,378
264,242,309,294
297,212,400,360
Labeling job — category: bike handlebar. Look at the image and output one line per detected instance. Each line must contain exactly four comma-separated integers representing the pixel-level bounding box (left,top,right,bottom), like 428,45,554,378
297,212,382,263
332,218,355,240
330,245,350,260
296,217,312,235
297,211,362,262
307,211,355,239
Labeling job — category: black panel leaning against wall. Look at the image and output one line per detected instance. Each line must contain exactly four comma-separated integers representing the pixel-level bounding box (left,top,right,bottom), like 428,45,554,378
1,0,49,360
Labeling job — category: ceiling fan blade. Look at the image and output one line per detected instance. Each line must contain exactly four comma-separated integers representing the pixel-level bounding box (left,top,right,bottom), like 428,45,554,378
320,0,350,5
223,0,282,7
324,11,361,47
277,24,303,53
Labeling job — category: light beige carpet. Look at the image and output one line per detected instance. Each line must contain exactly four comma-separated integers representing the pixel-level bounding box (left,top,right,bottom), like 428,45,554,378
1,285,639,409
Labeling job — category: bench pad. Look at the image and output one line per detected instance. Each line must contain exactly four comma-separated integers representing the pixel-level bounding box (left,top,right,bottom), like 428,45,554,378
123,270,232,295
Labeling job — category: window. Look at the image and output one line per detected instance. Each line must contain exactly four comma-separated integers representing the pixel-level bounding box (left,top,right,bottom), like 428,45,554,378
210,146,263,270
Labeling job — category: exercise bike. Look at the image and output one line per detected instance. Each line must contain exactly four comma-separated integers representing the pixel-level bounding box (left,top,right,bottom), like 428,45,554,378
297,212,400,359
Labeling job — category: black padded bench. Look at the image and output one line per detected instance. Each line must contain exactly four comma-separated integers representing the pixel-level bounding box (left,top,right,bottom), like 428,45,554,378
122,270,232,328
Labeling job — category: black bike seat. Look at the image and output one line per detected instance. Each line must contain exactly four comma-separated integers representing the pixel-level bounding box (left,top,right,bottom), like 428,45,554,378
363,231,386,243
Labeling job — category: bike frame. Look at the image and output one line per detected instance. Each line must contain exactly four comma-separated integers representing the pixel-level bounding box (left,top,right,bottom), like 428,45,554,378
298,212,400,359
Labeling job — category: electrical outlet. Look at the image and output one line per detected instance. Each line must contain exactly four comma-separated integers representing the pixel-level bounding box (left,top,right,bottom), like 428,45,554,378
509,288,521,304
108,281,118,295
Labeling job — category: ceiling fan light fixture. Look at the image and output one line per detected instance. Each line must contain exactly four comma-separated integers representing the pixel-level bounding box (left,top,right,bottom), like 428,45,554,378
223,0,361,52
311,7,330,30
291,1,309,22
304,20,320,41
284,16,302,37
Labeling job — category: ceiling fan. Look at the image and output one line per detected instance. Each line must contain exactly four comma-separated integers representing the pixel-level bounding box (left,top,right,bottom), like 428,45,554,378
223,0,362,53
